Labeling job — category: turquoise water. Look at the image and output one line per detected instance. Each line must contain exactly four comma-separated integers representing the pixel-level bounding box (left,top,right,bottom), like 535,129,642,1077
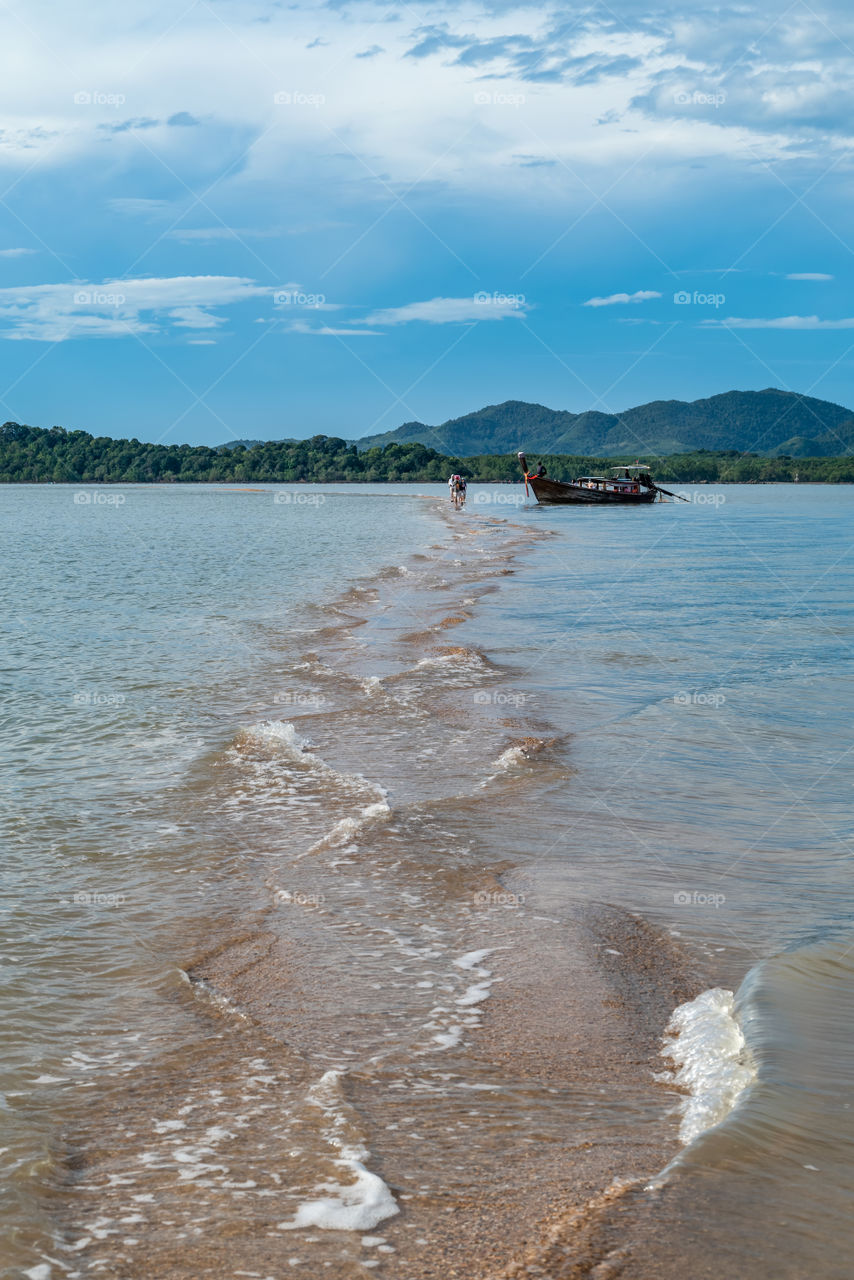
2,480,853,1278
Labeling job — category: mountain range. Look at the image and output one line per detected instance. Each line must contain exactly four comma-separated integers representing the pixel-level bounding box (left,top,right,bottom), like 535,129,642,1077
350,389,854,458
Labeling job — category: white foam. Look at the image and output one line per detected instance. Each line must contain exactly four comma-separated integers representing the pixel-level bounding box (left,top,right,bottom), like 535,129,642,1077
662,987,757,1144
431,1026,464,1050
240,721,391,860
302,800,391,858
491,745,528,771
189,977,247,1020
279,1071,398,1232
414,649,485,672
454,949,494,971
360,801,391,819
456,981,492,1007
245,720,311,758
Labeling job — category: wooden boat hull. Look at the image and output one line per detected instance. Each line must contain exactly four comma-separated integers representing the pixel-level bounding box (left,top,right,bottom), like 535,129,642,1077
529,477,657,505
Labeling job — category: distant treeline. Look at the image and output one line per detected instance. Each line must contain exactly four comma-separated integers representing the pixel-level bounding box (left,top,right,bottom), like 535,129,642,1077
2,422,853,484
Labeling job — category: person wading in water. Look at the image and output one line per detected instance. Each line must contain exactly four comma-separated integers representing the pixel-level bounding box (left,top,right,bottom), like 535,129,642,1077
448,474,467,506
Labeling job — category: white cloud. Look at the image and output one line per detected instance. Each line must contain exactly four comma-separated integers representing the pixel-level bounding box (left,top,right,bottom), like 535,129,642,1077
166,226,282,241
0,247,37,258
109,198,174,218
364,295,528,325
0,2,849,254
786,272,834,281
705,314,854,329
583,290,662,307
0,0,840,214
0,275,272,341
0,7,700,193
289,321,382,336
170,305,225,329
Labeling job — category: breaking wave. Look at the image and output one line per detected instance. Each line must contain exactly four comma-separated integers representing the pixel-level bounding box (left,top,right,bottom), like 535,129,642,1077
660,987,757,1144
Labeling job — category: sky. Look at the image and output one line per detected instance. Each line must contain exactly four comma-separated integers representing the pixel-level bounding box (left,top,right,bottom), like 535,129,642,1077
1,0,854,445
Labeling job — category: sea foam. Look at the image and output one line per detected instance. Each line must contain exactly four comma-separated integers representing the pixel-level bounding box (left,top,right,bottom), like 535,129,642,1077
662,987,757,1144
278,1071,399,1232
243,719,312,757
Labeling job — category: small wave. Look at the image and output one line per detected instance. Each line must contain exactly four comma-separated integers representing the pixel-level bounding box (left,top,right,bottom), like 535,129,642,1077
413,646,492,673
374,564,414,580
278,1070,399,1232
483,738,551,782
230,721,392,861
359,676,384,697
300,800,391,858
239,719,312,759
431,645,488,664
661,987,757,1144
235,720,386,801
492,745,529,771
183,971,248,1021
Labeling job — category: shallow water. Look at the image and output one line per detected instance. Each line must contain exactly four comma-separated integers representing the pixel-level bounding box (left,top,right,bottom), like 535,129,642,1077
2,481,853,1277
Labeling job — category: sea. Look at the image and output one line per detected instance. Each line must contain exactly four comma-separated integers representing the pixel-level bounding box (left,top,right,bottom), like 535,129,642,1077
2,480,853,1279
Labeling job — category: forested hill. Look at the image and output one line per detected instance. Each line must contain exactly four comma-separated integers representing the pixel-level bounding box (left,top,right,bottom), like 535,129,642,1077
354,389,854,458
2,422,854,483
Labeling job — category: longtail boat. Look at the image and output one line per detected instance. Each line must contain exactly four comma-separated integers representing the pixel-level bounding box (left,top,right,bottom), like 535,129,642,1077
517,452,686,506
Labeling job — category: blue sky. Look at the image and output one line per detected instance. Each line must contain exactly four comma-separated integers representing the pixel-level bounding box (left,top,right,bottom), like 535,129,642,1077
1,0,853,445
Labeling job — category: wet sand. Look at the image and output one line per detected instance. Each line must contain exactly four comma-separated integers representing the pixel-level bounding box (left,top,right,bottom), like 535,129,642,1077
53,902,714,1278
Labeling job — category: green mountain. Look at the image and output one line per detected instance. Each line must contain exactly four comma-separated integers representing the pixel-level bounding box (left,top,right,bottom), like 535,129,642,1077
354,390,854,458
